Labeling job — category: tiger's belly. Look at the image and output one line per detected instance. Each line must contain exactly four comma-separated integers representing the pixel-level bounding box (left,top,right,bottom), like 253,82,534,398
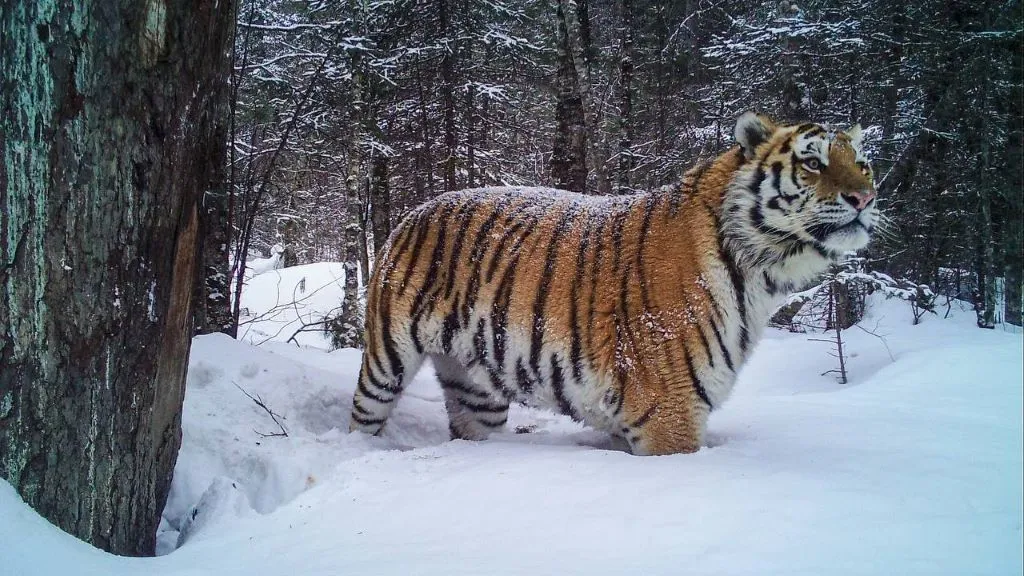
414,303,625,433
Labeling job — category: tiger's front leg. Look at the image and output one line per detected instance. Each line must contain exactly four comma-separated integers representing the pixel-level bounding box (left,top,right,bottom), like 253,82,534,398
610,370,712,456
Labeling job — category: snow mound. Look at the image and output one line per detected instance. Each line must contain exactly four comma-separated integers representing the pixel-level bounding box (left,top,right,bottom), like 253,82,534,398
0,295,1020,575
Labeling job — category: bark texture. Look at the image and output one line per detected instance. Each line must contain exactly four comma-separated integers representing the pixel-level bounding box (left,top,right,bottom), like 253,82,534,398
550,0,589,193
0,0,234,556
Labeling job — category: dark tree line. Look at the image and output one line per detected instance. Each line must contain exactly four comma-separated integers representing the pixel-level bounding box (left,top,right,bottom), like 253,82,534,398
203,0,1022,340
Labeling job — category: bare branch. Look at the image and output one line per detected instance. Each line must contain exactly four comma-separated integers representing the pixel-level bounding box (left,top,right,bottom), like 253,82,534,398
233,381,289,438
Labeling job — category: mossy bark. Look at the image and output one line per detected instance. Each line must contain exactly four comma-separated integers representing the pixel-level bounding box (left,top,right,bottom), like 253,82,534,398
0,0,234,556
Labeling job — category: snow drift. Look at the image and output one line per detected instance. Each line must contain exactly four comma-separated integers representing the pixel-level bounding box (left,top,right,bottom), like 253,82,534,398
1,280,1020,576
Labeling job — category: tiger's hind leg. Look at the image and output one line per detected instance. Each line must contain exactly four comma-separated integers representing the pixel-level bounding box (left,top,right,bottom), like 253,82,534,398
350,345,424,436
432,355,509,441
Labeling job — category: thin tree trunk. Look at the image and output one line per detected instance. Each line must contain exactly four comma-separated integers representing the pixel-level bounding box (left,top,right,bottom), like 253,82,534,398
414,54,434,203
563,0,611,194
615,0,635,194
0,0,234,556
357,172,370,283
196,0,246,337
551,0,589,193
369,154,391,256
196,108,235,335
331,36,366,349
439,0,458,193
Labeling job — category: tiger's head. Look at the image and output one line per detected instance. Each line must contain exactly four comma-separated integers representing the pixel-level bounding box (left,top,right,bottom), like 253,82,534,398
724,112,879,265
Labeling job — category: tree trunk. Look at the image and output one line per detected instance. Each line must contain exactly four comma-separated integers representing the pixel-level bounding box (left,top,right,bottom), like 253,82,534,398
614,0,635,194
369,154,391,257
195,8,235,338
564,0,610,194
551,0,589,193
195,167,235,336
357,174,370,284
414,54,434,203
439,0,458,193
0,0,234,556
330,41,366,349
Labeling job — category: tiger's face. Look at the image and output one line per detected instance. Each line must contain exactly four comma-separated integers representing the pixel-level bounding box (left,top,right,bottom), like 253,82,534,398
733,112,879,255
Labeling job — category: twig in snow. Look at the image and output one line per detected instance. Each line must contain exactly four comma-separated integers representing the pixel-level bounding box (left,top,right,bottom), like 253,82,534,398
851,320,896,362
233,381,289,438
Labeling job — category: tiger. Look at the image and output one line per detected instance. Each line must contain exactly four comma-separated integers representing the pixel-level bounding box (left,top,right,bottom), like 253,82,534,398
348,112,878,455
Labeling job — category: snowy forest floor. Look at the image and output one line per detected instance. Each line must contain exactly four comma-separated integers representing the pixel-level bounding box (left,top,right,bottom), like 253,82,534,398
2,263,1021,575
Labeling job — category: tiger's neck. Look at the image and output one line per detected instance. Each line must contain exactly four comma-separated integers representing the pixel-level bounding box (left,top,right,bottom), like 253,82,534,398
682,147,833,369
706,147,835,295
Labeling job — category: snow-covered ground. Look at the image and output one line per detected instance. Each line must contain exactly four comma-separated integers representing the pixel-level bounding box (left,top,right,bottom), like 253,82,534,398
235,260,358,349
1,269,1021,575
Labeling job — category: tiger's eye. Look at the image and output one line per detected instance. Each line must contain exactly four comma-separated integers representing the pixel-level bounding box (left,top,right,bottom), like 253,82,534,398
803,158,822,171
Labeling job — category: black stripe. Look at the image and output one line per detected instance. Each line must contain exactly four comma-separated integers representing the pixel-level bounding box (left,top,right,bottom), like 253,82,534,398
771,161,783,191
610,205,628,274
550,355,579,421
719,238,749,355
585,216,607,366
397,203,442,295
696,278,724,325
366,366,402,393
750,204,764,228
462,203,509,321
763,270,779,295
748,160,767,195
529,206,577,377
442,200,479,300
797,191,812,212
484,218,524,283
420,201,475,320
611,204,637,400
456,396,508,414
631,404,658,428
790,152,803,189
682,346,714,410
351,400,374,415
357,377,394,404
367,337,390,382
708,319,734,372
569,215,593,383
491,217,540,370
351,412,387,427
441,308,460,354
407,203,461,352
694,322,716,368
376,292,405,382
636,193,659,313
471,317,490,366
802,126,826,139
439,377,492,400
515,358,533,395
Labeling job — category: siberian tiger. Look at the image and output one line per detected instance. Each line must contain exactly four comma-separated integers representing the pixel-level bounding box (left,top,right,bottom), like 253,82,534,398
349,112,878,455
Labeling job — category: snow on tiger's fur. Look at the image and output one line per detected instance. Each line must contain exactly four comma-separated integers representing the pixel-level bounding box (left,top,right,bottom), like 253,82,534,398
349,112,879,455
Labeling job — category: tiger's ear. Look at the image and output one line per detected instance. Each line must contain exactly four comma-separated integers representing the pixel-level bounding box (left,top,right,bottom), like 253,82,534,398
845,124,864,149
734,112,776,159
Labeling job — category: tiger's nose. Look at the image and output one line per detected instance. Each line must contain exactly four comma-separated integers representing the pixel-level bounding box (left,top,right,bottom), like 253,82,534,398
841,189,876,211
